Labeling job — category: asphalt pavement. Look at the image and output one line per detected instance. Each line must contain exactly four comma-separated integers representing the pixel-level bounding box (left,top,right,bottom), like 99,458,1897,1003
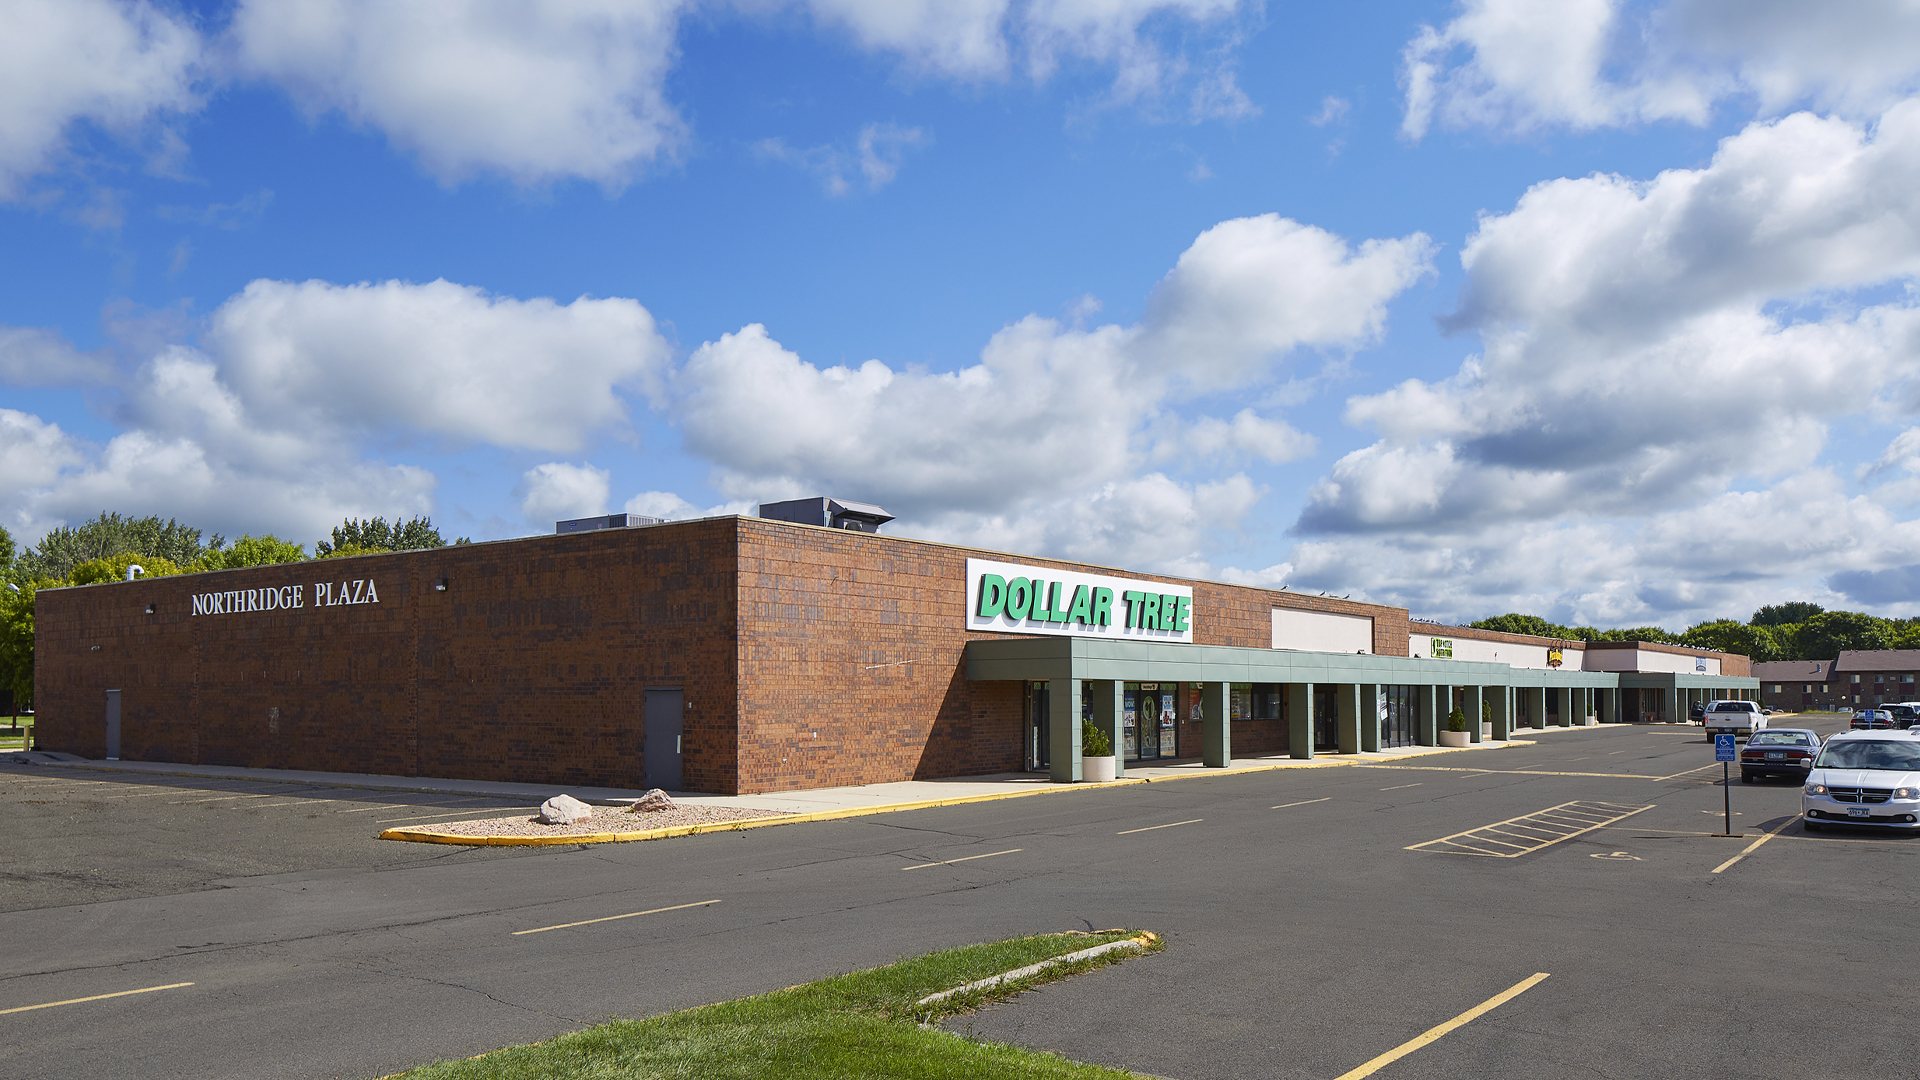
4,716,1909,1080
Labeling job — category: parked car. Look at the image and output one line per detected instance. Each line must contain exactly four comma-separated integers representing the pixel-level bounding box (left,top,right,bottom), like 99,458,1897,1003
1740,728,1821,783
1884,703,1920,729
1689,702,1705,722
1802,730,1920,831
1852,709,1897,730
1704,699,1767,739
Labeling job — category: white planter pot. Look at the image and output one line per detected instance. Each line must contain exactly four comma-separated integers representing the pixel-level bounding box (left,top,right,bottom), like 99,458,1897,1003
1083,755,1117,782
1438,730,1472,748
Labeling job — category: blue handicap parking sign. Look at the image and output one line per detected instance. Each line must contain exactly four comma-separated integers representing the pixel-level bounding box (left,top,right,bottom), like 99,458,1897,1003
1715,734,1737,761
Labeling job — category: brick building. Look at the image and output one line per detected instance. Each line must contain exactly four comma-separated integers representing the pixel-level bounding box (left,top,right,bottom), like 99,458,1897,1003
1754,660,1840,712
1758,651,1920,712
34,511,1758,794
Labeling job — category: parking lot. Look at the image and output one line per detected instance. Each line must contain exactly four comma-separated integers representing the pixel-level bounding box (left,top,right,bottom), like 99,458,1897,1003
3,717,1913,1080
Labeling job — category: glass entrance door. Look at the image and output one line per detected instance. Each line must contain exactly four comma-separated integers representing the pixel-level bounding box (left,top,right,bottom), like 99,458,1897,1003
1382,685,1415,748
1027,682,1049,771
1314,685,1339,751
1124,683,1178,761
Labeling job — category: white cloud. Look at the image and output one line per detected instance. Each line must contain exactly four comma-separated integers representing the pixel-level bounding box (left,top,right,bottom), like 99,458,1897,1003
9,350,439,549
1160,408,1316,465
0,0,204,198
0,411,83,530
1305,106,1920,539
800,0,1012,78
517,462,610,525
1401,0,1920,139
677,318,1142,515
1284,99,1920,624
203,278,671,453
623,490,753,520
912,472,1262,577
668,212,1424,572
756,122,928,195
1135,214,1436,389
800,0,1255,116
0,327,116,387
229,0,689,187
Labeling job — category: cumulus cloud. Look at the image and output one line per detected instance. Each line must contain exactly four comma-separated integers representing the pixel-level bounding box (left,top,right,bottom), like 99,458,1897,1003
1136,214,1436,388
1280,97,1920,623
517,462,610,525
2,275,675,547
10,348,439,549
678,318,1141,515
671,214,1417,521
229,0,690,187
0,0,205,198
1159,409,1316,465
1303,106,1920,540
623,490,753,520
1287,468,1920,625
666,212,1423,572
913,472,1263,578
203,278,671,453
1401,0,1920,139
0,327,117,387
800,0,1012,78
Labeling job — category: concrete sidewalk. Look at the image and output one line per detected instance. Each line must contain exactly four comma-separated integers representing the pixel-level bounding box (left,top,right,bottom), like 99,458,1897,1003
9,733,1544,815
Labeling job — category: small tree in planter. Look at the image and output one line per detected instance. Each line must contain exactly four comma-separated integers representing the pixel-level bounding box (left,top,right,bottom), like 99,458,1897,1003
1482,698,1494,736
1082,723,1117,782
1440,705,1472,747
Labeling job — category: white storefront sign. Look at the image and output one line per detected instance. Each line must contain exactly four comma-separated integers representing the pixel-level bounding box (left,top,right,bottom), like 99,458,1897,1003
966,558,1193,642
191,579,381,617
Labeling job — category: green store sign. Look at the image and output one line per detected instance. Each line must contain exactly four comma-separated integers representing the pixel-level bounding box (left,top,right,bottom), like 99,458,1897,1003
965,557,1194,642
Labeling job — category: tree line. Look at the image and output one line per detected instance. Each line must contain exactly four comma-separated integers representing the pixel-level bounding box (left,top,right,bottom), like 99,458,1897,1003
0,512,468,710
1468,601,1914,662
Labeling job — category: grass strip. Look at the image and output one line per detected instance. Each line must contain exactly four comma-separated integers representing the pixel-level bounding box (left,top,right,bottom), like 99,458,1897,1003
393,930,1161,1080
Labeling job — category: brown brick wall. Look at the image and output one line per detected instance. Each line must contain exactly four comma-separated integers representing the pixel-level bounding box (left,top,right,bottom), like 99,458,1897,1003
35,519,740,791
36,516,1419,795
1194,582,1410,656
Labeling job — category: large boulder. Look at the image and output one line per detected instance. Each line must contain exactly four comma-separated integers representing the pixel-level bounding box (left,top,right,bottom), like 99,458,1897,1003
631,788,677,813
538,793,595,825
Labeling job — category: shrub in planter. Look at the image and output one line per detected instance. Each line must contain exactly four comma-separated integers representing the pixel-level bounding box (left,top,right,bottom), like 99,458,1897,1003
1083,724,1112,757
1082,724,1116,781
1447,707,1469,732
1440,706,1473,747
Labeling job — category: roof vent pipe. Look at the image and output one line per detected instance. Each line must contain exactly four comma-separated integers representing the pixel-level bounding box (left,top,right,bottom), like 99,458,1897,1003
125,565,145,581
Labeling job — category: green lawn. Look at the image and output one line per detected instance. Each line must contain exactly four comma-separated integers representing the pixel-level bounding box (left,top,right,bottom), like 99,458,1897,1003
1,715,28,750
394,931,1158,1080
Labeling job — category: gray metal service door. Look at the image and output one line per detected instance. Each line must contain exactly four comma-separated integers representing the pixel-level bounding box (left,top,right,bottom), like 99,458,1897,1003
105,689,122,760
643,689,683,791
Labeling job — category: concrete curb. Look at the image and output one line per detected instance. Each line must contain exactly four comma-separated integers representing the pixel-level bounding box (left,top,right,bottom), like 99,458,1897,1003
380,738,1535,846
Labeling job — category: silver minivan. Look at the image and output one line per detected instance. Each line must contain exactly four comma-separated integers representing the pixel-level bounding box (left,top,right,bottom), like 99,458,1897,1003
1802,730,1920,831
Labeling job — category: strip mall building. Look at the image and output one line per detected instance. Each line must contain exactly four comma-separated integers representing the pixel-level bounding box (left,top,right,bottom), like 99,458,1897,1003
35,510,1758,794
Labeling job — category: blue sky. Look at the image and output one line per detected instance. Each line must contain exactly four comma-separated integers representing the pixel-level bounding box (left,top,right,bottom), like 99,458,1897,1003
6,0,1920,630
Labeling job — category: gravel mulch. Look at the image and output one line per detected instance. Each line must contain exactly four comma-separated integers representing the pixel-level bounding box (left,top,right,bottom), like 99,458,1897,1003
395,804,791,838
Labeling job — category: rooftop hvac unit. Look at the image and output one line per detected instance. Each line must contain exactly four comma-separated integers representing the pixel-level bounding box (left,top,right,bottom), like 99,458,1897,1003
758,497,894,533
555,513,665,535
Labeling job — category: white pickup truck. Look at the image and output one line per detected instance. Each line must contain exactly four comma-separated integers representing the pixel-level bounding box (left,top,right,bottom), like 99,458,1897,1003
1703,699,1767,739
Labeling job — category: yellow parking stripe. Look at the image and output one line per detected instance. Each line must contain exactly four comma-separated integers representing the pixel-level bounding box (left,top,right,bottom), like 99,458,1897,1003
512,899,722,935
0,982,193,1016
1333,973,1551,1080
1711,817,1799,874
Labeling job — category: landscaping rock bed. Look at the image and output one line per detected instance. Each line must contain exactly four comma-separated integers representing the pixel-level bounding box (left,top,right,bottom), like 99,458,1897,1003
401,803,790,839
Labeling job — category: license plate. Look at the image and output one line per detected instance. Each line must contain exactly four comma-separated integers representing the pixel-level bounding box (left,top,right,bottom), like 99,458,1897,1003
1849,807,1870,818
1767,752,1783,760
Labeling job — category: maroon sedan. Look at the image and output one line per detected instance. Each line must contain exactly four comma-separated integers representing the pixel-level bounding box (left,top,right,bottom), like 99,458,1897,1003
1740,728,1821,783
